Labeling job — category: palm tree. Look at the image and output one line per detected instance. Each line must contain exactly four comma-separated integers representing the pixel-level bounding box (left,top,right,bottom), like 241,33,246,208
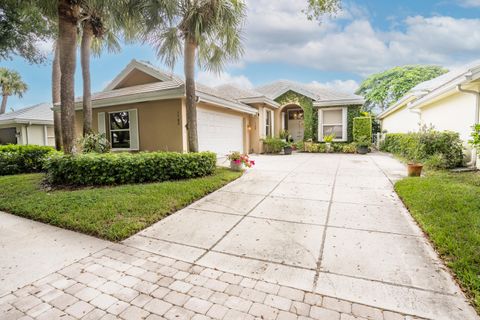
79,0,124,135
143,0,246,152
57,0,82,154
0,68,28,115
52,41,63,150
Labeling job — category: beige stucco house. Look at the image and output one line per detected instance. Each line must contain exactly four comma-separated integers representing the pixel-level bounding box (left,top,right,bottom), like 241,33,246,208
74,60,364,155
0,103,55,146
377,61,480,165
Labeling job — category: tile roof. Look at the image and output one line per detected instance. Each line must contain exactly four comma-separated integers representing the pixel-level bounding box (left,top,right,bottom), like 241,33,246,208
255,80,362,102
0,103,53,124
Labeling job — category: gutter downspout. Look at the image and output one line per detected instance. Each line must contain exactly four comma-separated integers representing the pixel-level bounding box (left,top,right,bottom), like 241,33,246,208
457,84,480,167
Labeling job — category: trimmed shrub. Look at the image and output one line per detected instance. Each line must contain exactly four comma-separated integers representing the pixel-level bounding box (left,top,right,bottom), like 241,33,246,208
342,143,357,153
45,151,217,186
0,145,56,175
353,116,372,143
380,130,464,169
78,133,111,153
263,137,286,154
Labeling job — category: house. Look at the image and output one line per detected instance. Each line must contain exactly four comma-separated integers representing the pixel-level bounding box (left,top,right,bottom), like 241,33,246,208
377,61,480,164
0,103,55,146
74,60,364,155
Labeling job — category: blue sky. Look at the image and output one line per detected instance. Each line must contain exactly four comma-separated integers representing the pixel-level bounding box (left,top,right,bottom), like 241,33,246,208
3,0,480,111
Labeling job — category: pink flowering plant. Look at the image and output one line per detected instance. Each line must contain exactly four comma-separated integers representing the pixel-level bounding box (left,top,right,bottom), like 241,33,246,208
227,151,255,168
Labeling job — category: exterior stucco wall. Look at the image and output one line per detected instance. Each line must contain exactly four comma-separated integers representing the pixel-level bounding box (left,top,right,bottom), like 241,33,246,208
75,99,184,152
381,106,420,134
114,69,160,89
0,124,54,146
420,92,476,142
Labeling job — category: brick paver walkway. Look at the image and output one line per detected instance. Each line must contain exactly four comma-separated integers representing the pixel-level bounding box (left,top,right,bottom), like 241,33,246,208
1,243,419,320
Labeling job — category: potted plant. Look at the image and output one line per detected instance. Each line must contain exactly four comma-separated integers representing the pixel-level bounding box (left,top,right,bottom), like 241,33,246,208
284,142,293,155
227,151,255,171
279,130,289,142
323,134,335,153
356,136,370,155
407,149,423,177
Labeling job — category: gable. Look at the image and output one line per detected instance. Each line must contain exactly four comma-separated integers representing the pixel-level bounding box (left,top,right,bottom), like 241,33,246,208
113,69,162,90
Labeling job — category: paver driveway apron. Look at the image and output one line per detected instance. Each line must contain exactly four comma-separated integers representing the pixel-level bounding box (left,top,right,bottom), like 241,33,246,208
124,153,478,320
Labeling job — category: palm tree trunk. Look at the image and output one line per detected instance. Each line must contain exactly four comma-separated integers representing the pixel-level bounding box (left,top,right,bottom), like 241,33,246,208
52,42,62,151
81,23,93,136
0,95,7,114
184,37,198,152
58,0,80,154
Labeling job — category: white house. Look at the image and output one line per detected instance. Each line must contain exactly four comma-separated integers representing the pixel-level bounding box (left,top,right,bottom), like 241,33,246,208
377,61,480,166
0,103,55,146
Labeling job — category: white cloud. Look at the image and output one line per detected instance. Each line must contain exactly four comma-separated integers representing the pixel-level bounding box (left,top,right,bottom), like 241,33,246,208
242,1,480,76
307,79,360,94
458,0,480,7
197,71,253,89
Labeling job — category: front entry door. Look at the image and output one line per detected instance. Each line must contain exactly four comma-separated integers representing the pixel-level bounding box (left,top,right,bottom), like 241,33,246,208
288,109,304,141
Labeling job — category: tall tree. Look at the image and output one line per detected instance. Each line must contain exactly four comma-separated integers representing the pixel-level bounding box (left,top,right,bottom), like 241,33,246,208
80,0,133,136
357,65,448,112
143,0,245,152
52,42,63,150
58,0,82,154
304,0,341,20
0,0,53,63
0,68,28,114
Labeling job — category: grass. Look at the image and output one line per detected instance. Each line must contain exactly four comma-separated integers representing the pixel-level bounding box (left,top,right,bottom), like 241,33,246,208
395,171,480,311
0,168,242,241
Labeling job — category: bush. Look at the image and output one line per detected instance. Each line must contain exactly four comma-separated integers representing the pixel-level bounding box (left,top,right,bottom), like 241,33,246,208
45,151,217,186
0,145,56,175
78,133,111,153
381,130,464,169
263,137,285,154
353,117,372,143
342,143,357,153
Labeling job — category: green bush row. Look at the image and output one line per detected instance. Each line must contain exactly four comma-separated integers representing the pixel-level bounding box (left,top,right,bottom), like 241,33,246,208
263,137,286,154
380,130,464,169
353,116,372,144
45,151,217,186
0,144,56,175
303,142,357,154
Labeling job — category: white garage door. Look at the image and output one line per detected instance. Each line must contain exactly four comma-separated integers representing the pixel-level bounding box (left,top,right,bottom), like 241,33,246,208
198,108,244,156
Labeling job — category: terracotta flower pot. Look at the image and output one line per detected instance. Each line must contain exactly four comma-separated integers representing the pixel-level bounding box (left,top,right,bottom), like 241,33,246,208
230,160,243,172
407,163,423,177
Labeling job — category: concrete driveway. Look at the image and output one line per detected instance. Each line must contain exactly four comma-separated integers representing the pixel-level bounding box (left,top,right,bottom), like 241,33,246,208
123,152,478,320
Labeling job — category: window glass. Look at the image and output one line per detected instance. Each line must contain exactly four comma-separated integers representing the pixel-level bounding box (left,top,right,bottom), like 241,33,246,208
110,111,131,149
288,110,304,120
323,125,343,139
265,110,272,137
323,109,342,124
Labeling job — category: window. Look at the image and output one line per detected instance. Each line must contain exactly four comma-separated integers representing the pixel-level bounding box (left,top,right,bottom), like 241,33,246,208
321,108,345,140
288,110,304,120
110,111,131,149
265,109,273,137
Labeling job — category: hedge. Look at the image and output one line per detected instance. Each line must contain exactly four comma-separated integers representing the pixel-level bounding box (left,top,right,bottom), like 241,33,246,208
45,151,217,186
353,117,372,143
303,142,357,154
0,145,55,175
380,131,464,169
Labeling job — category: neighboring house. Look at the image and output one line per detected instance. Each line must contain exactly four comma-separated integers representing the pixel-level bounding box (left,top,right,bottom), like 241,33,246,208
0,103,55,146
74,60,364,155
378,61,480,164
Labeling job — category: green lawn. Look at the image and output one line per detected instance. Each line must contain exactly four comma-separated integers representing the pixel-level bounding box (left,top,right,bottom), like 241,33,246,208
0,168,241,241
395,171,480,311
